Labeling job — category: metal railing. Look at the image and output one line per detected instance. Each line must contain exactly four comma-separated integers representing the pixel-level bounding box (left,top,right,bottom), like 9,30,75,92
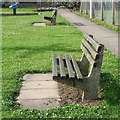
81,1,119,25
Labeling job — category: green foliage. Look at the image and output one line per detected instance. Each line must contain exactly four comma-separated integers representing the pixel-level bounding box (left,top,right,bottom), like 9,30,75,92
62,2,80,11
1,8,119,119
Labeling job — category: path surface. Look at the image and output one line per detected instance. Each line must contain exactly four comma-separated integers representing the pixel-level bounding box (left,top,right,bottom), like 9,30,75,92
17,73,60,110
58,9,119,56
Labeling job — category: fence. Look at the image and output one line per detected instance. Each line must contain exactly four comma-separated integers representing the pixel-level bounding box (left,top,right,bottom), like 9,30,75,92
81,1,119,25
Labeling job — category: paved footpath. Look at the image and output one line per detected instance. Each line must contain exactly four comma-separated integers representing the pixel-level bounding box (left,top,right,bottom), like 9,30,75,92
58,9,119,56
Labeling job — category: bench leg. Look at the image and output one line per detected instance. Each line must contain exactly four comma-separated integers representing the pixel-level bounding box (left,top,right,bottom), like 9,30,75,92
82,87,98,101
51,17,56,25
51,21,56,25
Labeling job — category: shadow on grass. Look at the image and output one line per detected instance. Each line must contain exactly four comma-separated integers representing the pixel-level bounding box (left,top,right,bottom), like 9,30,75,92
100,73,120,106
3,43,81,58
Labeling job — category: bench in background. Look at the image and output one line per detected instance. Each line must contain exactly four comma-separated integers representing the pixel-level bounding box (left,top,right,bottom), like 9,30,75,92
52,33,104,101
44,9,57,25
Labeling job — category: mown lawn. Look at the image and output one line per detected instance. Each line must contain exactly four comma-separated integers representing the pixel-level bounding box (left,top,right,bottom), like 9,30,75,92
1,8,119,119
0,8,36,14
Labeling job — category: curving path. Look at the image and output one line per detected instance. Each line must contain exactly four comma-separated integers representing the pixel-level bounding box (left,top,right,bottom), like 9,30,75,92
58,9,119,56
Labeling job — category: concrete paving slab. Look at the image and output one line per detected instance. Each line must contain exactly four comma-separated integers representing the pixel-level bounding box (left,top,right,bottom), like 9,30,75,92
18,89,60,99
18,98,60,110
33,23,46,26
21,80,58,89
17,73,60,110
23,73,53,81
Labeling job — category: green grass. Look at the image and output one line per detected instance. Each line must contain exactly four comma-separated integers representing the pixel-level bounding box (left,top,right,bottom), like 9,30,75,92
2,8,119,119
1,8,37,14
11,104,119,118
73,11,119,32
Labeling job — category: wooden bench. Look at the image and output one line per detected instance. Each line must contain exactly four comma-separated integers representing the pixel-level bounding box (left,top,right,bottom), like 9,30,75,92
52,33,104,101
44,9,57,25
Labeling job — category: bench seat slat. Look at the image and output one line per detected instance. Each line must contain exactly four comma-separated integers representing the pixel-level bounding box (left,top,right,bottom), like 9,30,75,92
81,44,96,66
59,54,66,77
83,39,98,60
65,55,75,78
71,55,83,79
84,33,101,52
53,54,58,78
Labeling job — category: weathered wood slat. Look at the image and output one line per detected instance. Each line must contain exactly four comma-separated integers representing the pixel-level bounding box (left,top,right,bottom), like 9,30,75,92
59,54,66,77
84,33,101,52
65,54,75,78
83,39,99,60
52,54,58,78
81,44,97,67
71,55,83,79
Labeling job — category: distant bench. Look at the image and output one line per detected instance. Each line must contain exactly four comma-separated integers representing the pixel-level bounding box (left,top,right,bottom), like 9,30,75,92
52,34,104,101
44,9,57,25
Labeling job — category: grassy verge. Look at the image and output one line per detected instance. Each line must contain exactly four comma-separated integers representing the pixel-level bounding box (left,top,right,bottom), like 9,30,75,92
2,8,119,119
73,11,119,32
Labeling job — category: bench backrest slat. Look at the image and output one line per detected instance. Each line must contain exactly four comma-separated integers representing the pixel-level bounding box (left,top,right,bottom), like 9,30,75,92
65,55,75,78
82,39,99,60
84,33,101,52
81,44,97,67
